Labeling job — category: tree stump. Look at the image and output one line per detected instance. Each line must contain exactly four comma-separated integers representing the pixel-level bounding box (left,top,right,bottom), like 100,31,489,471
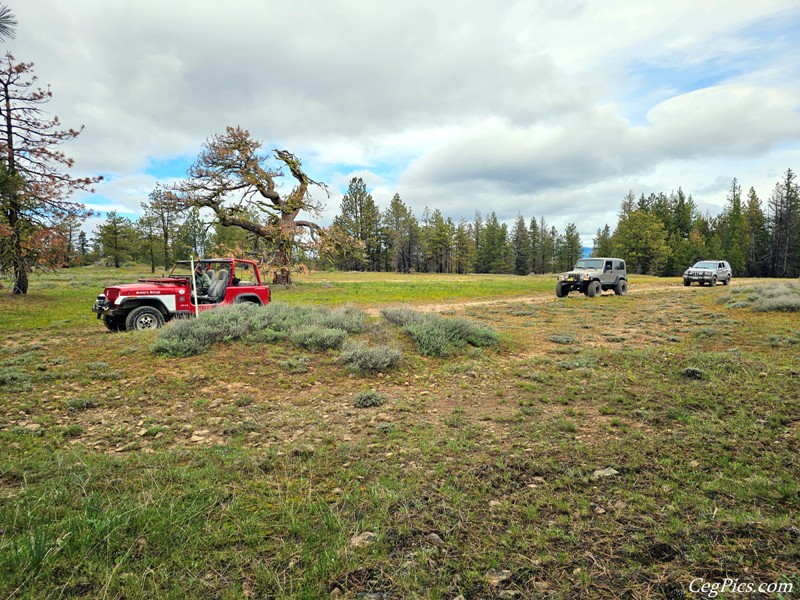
272,268,292,285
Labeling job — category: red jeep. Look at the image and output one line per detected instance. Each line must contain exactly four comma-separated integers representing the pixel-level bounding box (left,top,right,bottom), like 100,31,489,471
92,258,271,331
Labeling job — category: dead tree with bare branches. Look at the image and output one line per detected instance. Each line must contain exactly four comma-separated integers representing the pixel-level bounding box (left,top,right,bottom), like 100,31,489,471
170,126,328,283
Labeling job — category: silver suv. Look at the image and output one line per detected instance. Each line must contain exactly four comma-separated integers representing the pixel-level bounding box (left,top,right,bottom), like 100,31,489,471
683,260,732,287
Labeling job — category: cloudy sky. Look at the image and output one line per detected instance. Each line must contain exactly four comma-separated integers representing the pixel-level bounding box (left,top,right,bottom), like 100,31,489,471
7,0,800,244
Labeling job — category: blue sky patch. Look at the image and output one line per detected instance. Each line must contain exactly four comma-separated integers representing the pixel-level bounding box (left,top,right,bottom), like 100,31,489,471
145,155,194,180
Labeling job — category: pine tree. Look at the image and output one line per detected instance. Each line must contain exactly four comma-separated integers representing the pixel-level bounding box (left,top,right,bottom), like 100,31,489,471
705,232,724,262
547,226,559,273
0,4,16,42
592,224,613,257
743,187,768,277
136,213,159,273
528,216,540,273
142,189,181,270
382,194,418,273
174,207,209,259
477,213,510,274
720,178,746,274
619,191,636,220
671,187,697,240
59,215,82,267
332,177,381,271
662,188,699,275
612,209,670,274
538,217,554,273
651,192,672,232
77,230,89,262
671,228,707,273
427,209,454,273
561,223,582,269
472,212,484,272
767,169,799,277
417,207,434,272
170,126,326,284
510,215,531,275
453,219,474,274
94,211,136,268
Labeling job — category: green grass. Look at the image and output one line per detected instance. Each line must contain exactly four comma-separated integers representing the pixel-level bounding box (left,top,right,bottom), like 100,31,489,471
275,271,559,306
0,265,153,332
0,268,798,598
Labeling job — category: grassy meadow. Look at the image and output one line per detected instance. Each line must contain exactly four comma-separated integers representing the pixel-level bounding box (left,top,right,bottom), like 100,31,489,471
0,266,798,598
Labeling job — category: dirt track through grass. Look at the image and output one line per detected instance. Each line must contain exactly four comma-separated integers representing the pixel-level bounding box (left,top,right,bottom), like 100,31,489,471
367,276,749,316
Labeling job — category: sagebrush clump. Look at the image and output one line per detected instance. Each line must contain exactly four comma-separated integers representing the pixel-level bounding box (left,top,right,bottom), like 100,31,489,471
66,397,99,411
354,389,386,408
152,303,366,357
337,342,402,373
385,309,498,357
720,282,800,313
289,326,347,351
381,307,426,326
279,356,310,374
0,367,31,392
682,367,707,380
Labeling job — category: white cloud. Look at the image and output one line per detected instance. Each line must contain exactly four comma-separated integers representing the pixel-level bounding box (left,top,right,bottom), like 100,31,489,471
644,85,800,157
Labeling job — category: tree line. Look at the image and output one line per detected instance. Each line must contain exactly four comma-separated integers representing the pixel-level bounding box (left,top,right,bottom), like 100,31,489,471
84,167,799,281
2,0,798,293
322,177,583,275
316,172,799,278
596,173,798,277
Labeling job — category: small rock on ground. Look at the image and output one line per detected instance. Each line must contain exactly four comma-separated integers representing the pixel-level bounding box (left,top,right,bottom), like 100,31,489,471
591,467,619,480
349,531,378,548
426,533,445,547
485,568,513,584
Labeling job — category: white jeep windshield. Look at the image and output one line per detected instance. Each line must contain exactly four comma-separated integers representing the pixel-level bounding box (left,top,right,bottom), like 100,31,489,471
574,259,604,270
692,261,717,269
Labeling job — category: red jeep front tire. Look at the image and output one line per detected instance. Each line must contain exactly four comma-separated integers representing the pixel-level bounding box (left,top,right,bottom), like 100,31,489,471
125,306,165,331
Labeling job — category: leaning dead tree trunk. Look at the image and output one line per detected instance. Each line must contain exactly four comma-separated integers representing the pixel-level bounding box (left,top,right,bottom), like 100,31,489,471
170,126,328,284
